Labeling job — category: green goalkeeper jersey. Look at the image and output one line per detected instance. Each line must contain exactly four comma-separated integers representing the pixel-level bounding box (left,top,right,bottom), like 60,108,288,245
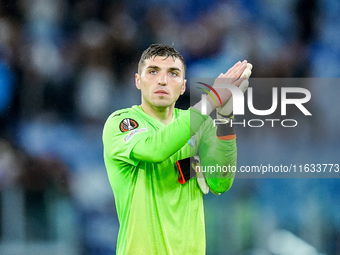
102,105,236,255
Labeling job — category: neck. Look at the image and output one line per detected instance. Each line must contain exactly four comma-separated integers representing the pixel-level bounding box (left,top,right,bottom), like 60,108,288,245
140,102,174,125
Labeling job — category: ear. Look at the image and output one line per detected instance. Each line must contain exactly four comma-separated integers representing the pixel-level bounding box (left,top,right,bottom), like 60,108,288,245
180,79,187,95
135,73,141,90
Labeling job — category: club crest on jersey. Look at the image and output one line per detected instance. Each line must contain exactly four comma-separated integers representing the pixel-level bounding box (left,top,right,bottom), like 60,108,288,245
119,118,139,132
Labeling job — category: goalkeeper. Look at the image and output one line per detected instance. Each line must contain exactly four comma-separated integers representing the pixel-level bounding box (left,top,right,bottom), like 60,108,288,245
102,43,252,255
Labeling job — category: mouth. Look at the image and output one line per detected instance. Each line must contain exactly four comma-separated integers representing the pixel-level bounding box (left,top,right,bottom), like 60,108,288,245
154,89,169,95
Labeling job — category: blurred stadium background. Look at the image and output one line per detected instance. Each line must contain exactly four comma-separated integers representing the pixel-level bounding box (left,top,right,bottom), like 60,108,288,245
1,0,340,254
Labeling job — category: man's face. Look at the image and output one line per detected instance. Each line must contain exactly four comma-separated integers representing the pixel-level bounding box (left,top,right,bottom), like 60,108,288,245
135,56,186,109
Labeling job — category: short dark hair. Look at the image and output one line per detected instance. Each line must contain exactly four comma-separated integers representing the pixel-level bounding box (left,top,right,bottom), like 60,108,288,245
138,44,186,74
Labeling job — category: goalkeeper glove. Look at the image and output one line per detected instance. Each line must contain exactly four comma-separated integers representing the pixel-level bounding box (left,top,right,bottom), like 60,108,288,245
176,156,210,194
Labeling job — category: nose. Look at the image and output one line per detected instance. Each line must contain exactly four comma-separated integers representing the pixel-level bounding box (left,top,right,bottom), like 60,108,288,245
158,72,167,86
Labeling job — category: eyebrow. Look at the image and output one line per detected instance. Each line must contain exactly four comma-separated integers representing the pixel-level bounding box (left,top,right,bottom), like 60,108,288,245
168,67,181,72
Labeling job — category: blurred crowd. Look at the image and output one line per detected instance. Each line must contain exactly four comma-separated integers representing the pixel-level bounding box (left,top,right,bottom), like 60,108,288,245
0,0,331,130
1,0,340,254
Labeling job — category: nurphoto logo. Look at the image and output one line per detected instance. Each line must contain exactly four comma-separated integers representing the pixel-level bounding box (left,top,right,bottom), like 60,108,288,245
195,79,312,128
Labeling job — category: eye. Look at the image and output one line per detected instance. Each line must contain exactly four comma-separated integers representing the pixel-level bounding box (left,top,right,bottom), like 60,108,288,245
169,71,179,77
149,69,157,74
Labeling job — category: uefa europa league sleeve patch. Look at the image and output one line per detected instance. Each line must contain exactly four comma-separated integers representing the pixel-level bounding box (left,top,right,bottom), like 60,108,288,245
119,118,139,132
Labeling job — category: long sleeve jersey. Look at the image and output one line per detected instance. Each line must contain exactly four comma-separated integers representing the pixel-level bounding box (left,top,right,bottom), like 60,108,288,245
102,105,237,255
